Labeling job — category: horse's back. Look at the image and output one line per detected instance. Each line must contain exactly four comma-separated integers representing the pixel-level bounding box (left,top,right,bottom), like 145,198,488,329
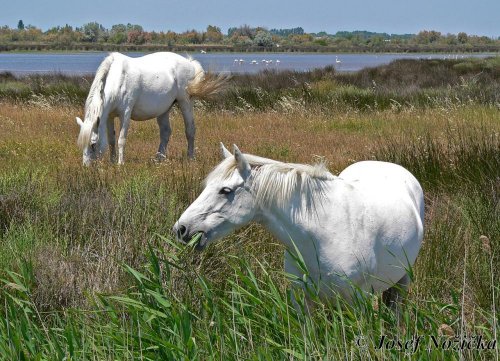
110,52,195,86
339,160,424,220
131,52,195,78
106,52,196,120
340,160,417,184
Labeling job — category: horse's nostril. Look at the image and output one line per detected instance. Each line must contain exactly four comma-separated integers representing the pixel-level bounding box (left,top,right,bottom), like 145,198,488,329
179,225,187,237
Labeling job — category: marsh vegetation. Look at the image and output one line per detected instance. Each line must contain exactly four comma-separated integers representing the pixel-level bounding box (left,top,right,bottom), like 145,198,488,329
0,57,498,359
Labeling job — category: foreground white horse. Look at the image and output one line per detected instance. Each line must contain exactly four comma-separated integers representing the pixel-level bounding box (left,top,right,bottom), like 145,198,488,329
174,144,424,305
76,52,226,165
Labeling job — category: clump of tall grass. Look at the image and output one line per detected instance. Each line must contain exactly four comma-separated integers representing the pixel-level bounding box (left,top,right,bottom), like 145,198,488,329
0,242,497,360
374,125,499,312
374,125,499,191
0,72,91,104
337,57,500,90
0,157,224,310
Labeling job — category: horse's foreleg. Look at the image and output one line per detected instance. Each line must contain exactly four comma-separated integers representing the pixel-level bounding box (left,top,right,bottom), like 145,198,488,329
107,117,116,163
117,110,132,165
156,112,171,160
96,108,112,158
178,99,196,159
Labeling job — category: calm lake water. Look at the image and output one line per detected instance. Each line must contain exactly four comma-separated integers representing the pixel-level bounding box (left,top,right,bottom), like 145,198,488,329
0,52,495,75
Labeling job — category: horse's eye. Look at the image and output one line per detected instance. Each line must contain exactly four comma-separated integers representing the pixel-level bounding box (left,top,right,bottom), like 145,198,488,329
219,187,233,195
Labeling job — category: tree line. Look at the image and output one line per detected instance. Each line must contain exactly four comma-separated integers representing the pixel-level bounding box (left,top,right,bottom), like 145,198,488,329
1,21,498,52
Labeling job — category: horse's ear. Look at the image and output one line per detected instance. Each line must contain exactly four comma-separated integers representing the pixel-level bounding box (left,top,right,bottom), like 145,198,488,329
220,142,231,159
233,144,250,175
76,117,84,127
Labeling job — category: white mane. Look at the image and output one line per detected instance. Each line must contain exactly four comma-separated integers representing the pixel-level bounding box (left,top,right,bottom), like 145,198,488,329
78,53,115,148
205,154,336,213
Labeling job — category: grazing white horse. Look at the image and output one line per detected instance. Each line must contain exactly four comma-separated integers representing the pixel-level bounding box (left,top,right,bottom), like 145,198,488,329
174,144,424,305
76,52,226,165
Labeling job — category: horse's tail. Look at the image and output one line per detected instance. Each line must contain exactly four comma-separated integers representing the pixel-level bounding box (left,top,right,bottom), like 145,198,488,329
78,53,114,148
186,58,230,100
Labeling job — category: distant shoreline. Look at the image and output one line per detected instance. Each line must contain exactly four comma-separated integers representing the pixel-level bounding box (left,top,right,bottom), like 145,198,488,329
1,42,499,54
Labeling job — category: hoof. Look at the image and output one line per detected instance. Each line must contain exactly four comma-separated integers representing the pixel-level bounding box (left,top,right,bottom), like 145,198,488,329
155,152,167,162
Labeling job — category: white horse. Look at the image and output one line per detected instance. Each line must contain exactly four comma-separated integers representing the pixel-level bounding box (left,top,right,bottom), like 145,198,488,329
174,144,424,306
76,52,226,165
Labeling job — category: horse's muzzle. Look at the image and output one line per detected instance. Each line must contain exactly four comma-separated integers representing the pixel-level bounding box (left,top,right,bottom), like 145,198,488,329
172,222,188,243
172,223,207,250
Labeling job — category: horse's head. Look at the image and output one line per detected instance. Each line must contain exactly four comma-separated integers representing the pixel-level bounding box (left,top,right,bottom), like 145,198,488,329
76,117,99,166
173,144,257,250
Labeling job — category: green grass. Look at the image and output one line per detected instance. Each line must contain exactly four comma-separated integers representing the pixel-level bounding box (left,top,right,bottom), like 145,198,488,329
0,239,497,360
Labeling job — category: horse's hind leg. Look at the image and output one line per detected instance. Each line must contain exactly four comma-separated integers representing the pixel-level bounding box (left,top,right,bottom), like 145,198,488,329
156,111,171,161
178,99,196,159
382,273,410,317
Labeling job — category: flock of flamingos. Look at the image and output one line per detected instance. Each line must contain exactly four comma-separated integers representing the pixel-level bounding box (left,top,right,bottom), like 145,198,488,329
231,55,342,65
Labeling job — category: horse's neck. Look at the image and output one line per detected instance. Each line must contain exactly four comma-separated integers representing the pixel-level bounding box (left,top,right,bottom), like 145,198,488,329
254,188,325,251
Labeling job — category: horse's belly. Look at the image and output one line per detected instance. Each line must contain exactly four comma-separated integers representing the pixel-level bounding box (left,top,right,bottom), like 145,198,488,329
131,93,176,120
316,231,419,297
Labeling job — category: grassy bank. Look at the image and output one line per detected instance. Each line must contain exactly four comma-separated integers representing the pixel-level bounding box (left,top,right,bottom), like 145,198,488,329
0,59,498,359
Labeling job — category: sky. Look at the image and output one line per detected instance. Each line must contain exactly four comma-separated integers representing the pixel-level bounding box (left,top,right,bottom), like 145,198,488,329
1,0,499,37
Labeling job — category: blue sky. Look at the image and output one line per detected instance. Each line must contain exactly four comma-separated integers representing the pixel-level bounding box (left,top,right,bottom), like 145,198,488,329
1,0,499,37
